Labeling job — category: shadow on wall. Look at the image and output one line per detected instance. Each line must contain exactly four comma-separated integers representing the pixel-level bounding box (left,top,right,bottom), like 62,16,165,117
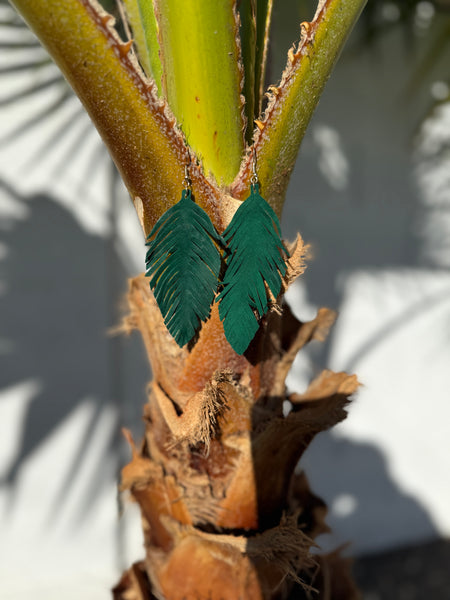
280,108,444,556
0,179,147,523
354,536,450,600
301,432,438,556
281,110,422,314
277,15,450,555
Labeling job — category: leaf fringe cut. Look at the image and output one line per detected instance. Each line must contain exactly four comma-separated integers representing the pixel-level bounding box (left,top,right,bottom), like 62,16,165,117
145,189,223,347
217,183,289,355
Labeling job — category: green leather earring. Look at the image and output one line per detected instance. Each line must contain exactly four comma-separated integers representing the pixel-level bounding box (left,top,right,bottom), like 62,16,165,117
217,150,289,355
145,166,223,347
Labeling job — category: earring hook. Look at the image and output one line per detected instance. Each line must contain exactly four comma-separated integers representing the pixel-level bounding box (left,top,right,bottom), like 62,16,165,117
251,146,258,185
183,163,192,190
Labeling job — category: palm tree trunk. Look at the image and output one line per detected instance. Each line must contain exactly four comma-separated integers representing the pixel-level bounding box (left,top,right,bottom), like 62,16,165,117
113,265,360,600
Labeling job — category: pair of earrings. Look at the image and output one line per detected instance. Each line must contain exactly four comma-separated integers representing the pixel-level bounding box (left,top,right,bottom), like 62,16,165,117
145,155,288,355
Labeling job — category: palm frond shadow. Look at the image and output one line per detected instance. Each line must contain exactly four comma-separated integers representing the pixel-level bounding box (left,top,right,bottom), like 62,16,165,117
0,0,105,185
0,0,145,523
0,176,146,524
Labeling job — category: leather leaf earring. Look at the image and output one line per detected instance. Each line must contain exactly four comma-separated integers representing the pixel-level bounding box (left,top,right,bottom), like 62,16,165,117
217,150,289,355
145,166,223,347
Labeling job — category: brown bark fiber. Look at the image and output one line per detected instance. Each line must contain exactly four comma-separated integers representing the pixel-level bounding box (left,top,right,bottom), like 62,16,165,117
114,239,360,600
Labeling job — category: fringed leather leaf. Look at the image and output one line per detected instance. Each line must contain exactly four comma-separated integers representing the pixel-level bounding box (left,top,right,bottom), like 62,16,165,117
217,183,288,354
145,189,222,347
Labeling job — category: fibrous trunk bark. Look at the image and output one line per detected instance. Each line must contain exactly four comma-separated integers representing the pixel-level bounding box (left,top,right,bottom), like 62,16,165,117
113,238,360,600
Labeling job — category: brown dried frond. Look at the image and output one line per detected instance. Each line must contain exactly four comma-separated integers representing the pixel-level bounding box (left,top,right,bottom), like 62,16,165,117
246,513,317,590
303,547,362,600
283,233,308,290
272,307,337,397
112,560,153,600
120,429,161,492
153,370,232,451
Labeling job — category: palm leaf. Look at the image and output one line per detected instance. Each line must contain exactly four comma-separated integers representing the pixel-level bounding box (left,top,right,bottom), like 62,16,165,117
217,183,288,354
145,189,222,347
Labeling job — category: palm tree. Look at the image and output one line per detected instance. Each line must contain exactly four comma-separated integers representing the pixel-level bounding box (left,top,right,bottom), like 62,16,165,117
8,0,366,597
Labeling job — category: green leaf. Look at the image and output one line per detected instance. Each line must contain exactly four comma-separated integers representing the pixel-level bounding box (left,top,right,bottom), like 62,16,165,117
254,0,273,116
122,0,154,81
146,189,222,347
256,0,366,215
238,0,256,144
154,0,245,184
131,0,164,92
238,0,273,142
217,183,288,355
231,0,367,216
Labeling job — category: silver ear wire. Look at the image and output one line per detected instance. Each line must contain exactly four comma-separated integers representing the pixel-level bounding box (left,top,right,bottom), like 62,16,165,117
183,163,192,190
251,146,258,185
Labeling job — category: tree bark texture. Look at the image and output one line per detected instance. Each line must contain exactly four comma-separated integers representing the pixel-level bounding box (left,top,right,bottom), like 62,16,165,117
113,238,360,600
